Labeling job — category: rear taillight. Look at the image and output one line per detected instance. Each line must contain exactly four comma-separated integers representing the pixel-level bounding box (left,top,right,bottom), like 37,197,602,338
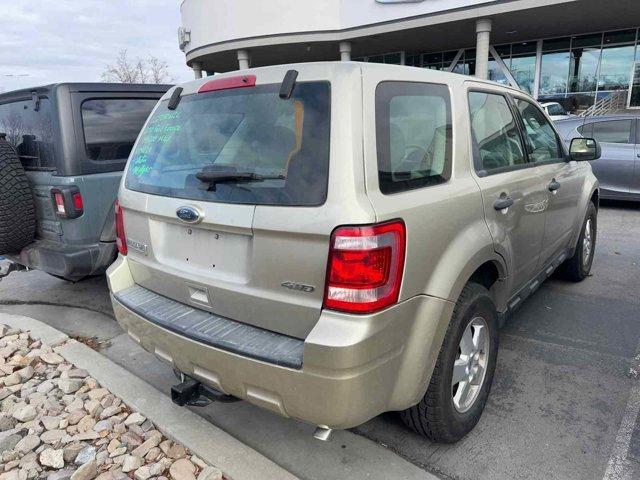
51,187,83,219
53,192,65,215
115,200,127,256
72,192,83,211
324,220,406,314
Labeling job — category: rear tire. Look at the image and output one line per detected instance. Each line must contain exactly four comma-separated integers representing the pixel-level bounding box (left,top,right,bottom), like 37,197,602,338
558,202,597,282
401,282,499,443
0,137,36,254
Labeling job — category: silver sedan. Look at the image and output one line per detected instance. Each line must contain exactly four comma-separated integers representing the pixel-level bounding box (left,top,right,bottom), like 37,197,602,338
555,114,640,201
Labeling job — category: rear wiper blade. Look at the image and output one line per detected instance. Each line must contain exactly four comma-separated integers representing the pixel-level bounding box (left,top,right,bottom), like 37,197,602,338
195,171,285,191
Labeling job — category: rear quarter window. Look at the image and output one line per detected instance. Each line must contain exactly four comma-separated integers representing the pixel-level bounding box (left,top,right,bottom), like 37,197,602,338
590,119,633,144
81,98,158,161
0,96,55,169
375,82,452,194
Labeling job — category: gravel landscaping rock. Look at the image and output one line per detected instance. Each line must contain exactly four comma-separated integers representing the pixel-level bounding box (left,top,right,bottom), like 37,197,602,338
0,326,224,480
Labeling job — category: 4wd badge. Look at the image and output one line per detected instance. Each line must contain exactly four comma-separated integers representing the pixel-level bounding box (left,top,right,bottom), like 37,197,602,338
281,281,315,293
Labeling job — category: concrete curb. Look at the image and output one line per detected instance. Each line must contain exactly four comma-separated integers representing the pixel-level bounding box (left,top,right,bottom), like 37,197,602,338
2,313,298,480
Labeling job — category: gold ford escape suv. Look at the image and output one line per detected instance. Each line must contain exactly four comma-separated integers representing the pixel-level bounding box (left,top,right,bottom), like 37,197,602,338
107,62,600,443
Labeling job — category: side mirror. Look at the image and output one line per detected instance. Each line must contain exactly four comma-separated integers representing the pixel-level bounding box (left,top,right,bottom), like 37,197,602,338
570,137,601,161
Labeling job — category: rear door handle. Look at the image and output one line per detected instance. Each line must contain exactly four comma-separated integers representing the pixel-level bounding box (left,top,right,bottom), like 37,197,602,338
493,196,514,211
548,179,561,192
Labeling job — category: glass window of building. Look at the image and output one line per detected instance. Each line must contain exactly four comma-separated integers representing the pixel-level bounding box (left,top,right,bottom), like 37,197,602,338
423,52,443,70
603,29,637,45
572,33,603,49
487,56,509,85
569,47,600,93
405,54,421,67
540,38,571,96
598,44,636,91
453,49,476,76
384,52,402,65
510,42,537,94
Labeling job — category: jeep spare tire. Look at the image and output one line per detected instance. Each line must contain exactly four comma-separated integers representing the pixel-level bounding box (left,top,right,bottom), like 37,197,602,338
0,136,36,254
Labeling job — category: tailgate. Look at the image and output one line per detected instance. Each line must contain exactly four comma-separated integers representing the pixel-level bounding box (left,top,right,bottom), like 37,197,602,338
122,194,331,339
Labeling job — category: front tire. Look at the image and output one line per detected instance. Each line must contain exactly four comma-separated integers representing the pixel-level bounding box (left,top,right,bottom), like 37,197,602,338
559,201,597,282
400,282,499,443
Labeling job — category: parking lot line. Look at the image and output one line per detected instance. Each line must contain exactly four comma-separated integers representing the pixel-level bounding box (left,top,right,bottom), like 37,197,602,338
602,359,640,480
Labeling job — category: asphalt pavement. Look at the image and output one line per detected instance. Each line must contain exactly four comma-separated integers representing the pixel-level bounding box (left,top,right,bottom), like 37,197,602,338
1,201,639,480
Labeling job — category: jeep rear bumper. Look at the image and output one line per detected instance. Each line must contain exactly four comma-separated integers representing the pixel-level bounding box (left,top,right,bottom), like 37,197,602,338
11,239,117,281
107,255,454,429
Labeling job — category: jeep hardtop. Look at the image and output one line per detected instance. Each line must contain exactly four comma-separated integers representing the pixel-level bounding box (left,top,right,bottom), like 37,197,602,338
0,83,170,281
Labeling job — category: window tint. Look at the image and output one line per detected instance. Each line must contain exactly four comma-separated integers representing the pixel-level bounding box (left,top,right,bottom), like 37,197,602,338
516,99,563,163
591,119,633,144
468,92,525,174
375,82,452,194
126,82,331,206
0,97,55,169
82,99,158,161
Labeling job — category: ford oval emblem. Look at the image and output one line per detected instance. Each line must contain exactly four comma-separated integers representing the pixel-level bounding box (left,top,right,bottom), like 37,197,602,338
176,206,202,224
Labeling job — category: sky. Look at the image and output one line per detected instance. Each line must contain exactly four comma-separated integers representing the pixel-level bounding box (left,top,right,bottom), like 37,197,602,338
0,1,193,93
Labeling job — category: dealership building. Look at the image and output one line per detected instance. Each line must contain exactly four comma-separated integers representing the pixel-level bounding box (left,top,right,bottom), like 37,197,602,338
179,0,640,113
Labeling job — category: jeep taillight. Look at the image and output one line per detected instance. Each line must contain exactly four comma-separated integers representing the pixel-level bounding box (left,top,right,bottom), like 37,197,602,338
115,200,127,256
51,187,83,219
324,220,406,314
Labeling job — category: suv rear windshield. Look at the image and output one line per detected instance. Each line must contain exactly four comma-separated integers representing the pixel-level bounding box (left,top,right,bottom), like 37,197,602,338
125,82,331,206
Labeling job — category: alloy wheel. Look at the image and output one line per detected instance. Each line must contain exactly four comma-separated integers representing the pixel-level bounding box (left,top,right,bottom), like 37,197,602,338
582,218,593,268
452,316,490,413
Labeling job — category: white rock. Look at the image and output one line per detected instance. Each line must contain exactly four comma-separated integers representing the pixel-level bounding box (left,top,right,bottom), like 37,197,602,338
58,378,83,394
74,446,97,465
124,412,146,427
12,405,37,422
15,434,40,453
87,389,109,401
71,459,97,480
41,416,62,431
41,429,66,444
133,466,151,480
4,372,21,386
40,448,65,469
122,455,144,473
99,406,120,420
0,470,25,480
37,380,55,394
47,470,74,480
169,459,197,480
17,366,35,381
41,353,64,365
149,459,172,477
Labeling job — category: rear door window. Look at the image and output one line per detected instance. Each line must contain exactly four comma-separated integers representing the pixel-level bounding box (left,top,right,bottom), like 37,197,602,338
125,82,331,206
468,91,526,174
375,82,452,194
82,98,158,161
591,119,633,144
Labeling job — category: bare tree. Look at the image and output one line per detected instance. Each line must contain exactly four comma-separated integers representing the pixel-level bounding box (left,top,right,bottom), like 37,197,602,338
102,50,174,84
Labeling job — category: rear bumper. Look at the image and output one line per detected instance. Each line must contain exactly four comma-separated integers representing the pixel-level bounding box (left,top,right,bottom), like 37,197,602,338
107,256,454,429
12,239,117,281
